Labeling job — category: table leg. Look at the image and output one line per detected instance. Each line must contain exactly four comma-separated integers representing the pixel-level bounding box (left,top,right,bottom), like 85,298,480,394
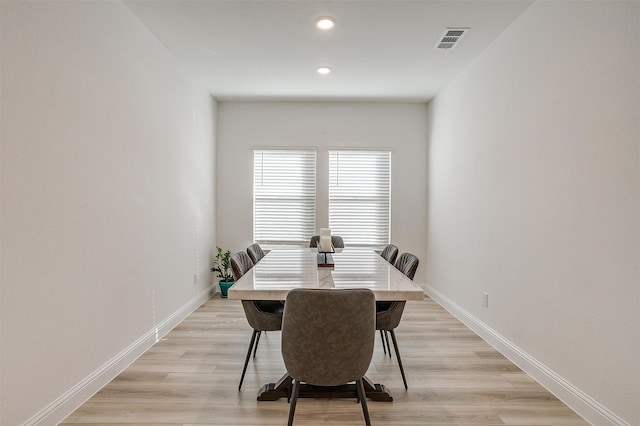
257,373,291,401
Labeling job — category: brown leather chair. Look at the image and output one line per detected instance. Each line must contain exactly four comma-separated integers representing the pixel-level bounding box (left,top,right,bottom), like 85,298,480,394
380,244,399,265
246,243,265,264
309,235,345,249
376,252,419,390
282,288,375,426
231,251,284,391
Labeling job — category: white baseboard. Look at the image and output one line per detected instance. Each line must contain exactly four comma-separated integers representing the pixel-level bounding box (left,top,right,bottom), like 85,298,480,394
24,285,215,426
425,285,630,426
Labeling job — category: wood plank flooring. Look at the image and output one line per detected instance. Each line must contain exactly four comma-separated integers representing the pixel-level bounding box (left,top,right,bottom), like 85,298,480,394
61,295,588,425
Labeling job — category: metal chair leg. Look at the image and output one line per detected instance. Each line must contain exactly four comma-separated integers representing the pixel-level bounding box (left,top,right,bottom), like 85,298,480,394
287,379,300,426
356,378,371,426
238,329,258,391
287,376,293,403
253,331,262,358
384,330,392,357
379,330,387,354
389,329,408,390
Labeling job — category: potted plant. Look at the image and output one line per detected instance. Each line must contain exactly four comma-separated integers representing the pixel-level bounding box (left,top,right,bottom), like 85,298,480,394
211,247,234,298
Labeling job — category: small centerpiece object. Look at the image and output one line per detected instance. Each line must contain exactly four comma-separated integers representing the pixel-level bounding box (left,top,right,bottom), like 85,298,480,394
211,247,234,298
317,228,335,267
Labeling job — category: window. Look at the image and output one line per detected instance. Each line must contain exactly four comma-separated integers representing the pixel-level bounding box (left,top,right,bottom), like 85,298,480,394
329,150,391,248
253,150,316,245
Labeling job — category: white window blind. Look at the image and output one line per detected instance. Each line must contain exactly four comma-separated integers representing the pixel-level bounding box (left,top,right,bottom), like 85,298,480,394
329,150,391,248
253,150,316,245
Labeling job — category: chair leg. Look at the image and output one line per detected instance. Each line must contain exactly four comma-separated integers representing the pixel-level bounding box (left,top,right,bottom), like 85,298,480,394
287,376,293,403
253,331,262,358
356,378,371,426
238,329,258,391
379,330,387,355
389,329,408,390
384,330,392,357
287,379,300,426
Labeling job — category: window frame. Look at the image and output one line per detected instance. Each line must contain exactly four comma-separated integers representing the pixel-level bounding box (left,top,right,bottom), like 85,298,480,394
328,149,391,248
252,149,317,246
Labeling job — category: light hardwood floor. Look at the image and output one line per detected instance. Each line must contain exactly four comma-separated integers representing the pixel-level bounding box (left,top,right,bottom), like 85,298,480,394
62,295,588,425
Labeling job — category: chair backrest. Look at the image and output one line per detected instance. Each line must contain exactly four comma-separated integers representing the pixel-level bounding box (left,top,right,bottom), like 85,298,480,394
282,289,375,386
375,301,406,331
331,235,345,248
230,251,254,281
380,244,399,265
395,252,419,280
246,243,265,264
241,300,283,331
309,235,345,249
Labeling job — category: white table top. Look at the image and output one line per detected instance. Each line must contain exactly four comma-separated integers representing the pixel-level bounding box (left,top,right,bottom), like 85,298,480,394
227,247,424,301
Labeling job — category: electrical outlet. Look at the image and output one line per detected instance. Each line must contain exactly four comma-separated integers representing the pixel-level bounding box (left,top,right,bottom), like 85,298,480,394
482,292,489,308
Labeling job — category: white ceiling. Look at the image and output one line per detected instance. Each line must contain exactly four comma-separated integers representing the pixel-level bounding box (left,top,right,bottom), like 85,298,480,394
124,0,533,101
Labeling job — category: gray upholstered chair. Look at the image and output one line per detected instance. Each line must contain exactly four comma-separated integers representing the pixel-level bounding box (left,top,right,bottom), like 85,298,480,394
246,243,265,264
230,251,284,391
231,251,254,282
376,252,419,390
380,244,399,265
376,244,399,356
394,252,419,280
376,301,408,390
308,235,345,249
282,288,375,426
377,244,398,356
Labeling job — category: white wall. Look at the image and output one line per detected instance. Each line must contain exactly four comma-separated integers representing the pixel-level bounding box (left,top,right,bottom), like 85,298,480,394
0,2,216,424
426,1,639,425
216,102,428,283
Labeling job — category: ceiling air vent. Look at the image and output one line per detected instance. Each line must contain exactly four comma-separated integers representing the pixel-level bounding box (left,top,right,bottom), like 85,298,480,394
435,28,469,50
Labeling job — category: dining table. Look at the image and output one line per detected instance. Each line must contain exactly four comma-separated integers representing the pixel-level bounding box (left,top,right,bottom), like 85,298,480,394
227,246,424,402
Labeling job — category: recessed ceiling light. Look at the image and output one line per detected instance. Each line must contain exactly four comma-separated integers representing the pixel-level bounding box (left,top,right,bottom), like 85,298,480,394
315,16,335,30
317,66,332,75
